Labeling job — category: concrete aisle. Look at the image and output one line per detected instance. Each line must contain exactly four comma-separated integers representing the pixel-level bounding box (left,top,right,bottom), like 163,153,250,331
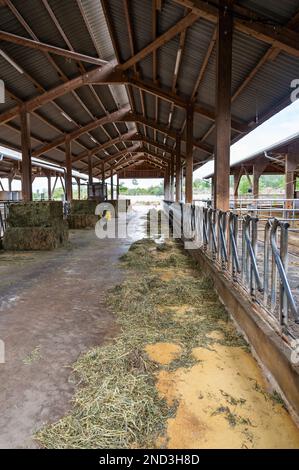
0,206,146,448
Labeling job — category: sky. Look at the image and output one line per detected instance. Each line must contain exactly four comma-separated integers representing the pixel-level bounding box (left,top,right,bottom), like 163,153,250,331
1,98,299,192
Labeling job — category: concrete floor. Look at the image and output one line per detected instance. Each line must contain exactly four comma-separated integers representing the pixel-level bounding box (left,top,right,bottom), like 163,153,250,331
0,207,146,448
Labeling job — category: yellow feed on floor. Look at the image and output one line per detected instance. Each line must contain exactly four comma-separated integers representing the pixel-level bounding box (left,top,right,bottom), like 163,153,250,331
146,241,299,448
145,343,182,365
155,343,299,449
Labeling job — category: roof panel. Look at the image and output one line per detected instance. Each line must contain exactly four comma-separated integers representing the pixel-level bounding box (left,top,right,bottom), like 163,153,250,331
47,0,98,57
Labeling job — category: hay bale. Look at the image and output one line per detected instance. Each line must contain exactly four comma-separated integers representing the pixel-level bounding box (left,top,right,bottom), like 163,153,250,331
70,200,98,215
3,221,68,251
68,214,99,229
7,201,63,227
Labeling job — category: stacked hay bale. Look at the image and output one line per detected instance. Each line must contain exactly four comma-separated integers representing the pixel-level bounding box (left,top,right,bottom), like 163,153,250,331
68,200,100,229
3,201,68,251
68,200,131,229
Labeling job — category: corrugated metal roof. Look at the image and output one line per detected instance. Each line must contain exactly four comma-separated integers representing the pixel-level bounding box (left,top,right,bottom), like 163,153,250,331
80,0,115,61
0,0,299,177
237,0,299,24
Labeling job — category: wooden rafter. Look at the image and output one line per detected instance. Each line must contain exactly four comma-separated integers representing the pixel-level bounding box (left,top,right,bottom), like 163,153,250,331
118,11,198,71
173,0,299,58
32,105,130,158
71,130,136,163
5,0,110,155
123,0,147,139
0,30,108,66
42,0,122,153
122,113,213,154
0,61,121,125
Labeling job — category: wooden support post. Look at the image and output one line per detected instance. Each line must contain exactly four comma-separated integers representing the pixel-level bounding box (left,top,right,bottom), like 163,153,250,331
233,168,243,205
164,165,170,200
110,167,114,200
117,175,120,200
20,109,32,201
88,154,93,200
175,133,181,202
286,144,298,209
211,176,214,202
77,178,81,200
163,168,167,201
65,135,73,201
185,104,194,203
47,175,52,200
170,153,175,201
101,161,105,199
253,168,259,199
214,0,233,211
88,154,93,186
253,161,267,199
8,177,12,192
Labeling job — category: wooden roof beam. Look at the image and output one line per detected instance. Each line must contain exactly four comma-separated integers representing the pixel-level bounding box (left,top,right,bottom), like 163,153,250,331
122,113,213,154
0,30,108,66
32,105,130,158
128,77,247,133
0,60,121,125
118,11,199,71
0,70,246,134
71,130,136,163
173,0,299,58
41,0,122,153
130,135,174,155
98,143,142,167
140,146,170,163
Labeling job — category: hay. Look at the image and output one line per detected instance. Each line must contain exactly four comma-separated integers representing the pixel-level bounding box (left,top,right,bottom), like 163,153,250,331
4,201,67,251
36,237,248,449
68,214,99,229
3,221,68,251
7,201,63,227
70,200,98,215
69,200,101,229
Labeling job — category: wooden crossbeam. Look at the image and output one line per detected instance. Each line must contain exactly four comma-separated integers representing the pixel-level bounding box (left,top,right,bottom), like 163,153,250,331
0,68,246,135
118,11,198,70
0,60,121,125
32,105,130,158
71,130,136,163
0,30,108,66
173,0,299,58
122,113,213,154
128,77,247,133
130,135,174,155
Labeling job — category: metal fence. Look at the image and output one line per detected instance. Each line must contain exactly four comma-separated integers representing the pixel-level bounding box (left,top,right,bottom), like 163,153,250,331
0,202,9,239
168,202,299,340
231,198,299,223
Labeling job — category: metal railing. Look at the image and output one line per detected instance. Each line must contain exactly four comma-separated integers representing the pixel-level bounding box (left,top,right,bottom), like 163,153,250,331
194,198,299,223
232,198,299,224
169,202,299,338
0,202,9,239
